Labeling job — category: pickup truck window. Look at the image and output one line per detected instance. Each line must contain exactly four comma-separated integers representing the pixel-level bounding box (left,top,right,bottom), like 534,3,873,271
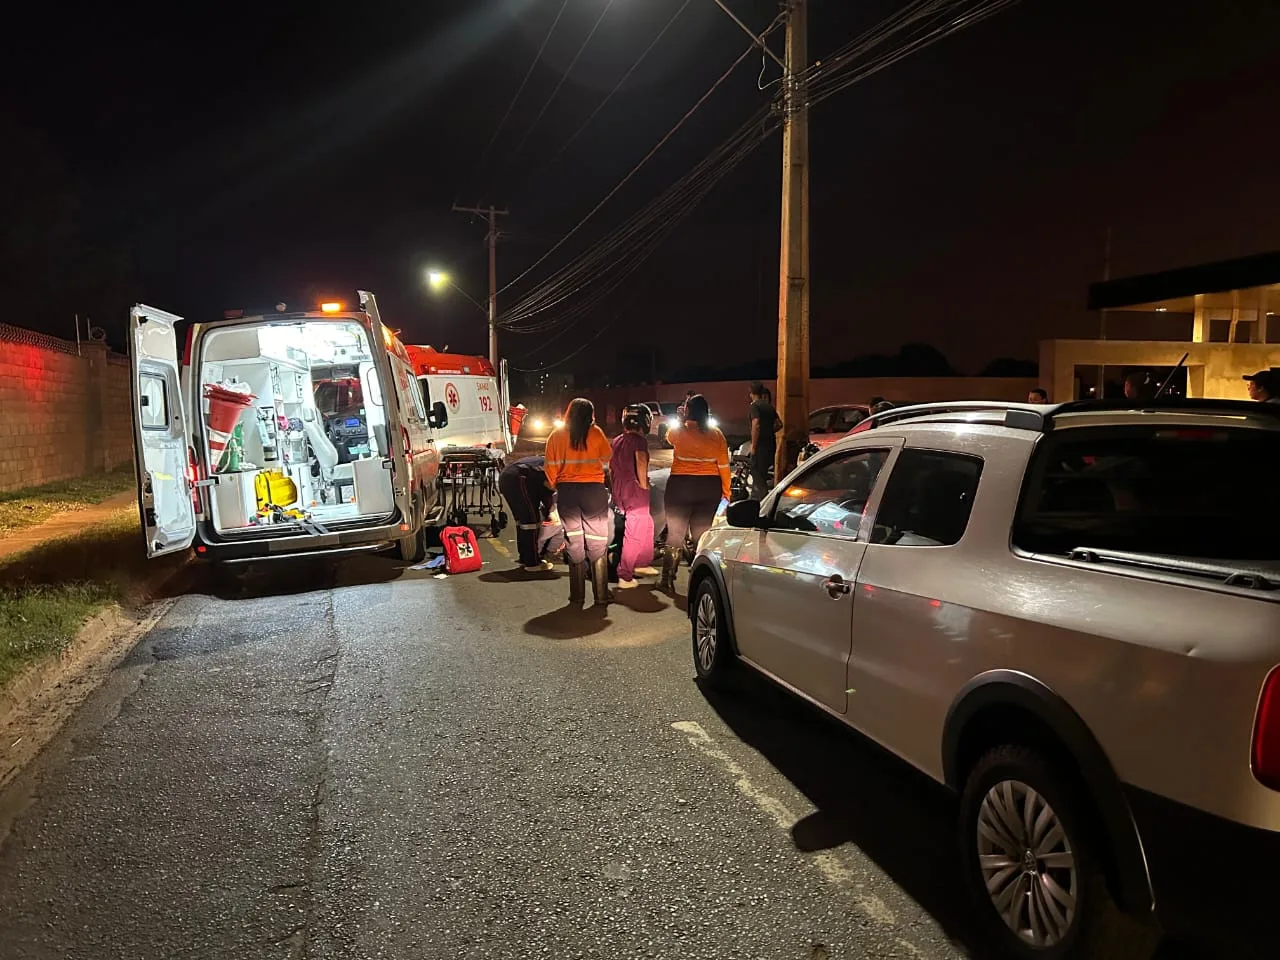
773,449,889,539
1014,425,1280,563
871,449,982,547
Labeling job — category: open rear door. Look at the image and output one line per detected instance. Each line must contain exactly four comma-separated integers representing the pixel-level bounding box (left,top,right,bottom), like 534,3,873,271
499,357,513,454
130,305,196,557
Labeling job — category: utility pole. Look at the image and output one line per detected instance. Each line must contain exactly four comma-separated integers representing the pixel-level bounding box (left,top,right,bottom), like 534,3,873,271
775,0,809,480
452,203,508,368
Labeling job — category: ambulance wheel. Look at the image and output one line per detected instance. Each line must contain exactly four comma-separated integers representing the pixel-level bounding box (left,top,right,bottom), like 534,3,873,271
397,495,427,563
397,525,426,563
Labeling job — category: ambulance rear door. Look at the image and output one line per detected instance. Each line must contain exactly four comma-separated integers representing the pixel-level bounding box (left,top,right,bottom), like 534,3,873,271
129,304,197,557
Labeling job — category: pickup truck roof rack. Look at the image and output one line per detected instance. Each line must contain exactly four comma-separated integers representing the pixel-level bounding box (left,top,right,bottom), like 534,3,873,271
858,397,1280,435
861,401,1049,432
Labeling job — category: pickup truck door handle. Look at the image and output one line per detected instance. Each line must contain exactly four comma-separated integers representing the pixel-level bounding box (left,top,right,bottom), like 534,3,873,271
822,574,852,599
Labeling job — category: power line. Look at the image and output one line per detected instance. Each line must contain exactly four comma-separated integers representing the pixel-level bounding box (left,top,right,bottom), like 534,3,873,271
509,0,620,162
456,0,572,205
499,39,764,300
534,0,697,177
498,0,1020,353
499,109,773,330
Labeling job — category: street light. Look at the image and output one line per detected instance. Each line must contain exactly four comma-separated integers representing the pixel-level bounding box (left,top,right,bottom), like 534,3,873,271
424,268,486,314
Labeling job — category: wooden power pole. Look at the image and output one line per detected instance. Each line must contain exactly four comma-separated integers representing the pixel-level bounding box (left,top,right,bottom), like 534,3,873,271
452,203,508,369
774,0,809,480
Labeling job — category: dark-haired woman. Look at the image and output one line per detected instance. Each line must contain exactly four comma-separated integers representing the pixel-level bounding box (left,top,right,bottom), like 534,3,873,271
544,398,614,605
661,394,730,590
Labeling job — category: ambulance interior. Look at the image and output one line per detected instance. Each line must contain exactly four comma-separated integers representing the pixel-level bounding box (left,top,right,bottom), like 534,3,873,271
199,321,396,535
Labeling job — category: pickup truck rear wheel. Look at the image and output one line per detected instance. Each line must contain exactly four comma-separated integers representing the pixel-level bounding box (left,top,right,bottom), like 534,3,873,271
959,745,1158,960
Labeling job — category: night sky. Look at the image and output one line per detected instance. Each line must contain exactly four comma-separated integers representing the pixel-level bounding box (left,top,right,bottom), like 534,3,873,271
3,0,1278,375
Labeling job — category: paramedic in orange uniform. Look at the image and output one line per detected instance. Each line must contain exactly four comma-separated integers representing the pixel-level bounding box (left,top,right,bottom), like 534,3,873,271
544,398,614,606
661,394,730,591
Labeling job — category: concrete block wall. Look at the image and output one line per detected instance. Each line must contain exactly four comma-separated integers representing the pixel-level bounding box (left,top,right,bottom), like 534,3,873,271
0,326,133,493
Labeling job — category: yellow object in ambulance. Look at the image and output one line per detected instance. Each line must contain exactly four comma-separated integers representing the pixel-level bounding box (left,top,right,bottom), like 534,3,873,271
254,470,299,510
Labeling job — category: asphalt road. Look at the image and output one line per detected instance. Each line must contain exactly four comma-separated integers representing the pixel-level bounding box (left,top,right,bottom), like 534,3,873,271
0,528,1221,959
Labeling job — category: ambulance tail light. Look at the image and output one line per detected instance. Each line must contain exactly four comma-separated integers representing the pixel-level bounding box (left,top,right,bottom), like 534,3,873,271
187,445,205,517
1252,666,1280,792
181,327,194,367
401,426,412,459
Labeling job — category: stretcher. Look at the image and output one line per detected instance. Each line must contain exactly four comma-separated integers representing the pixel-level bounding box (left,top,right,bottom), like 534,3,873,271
440,447,509,537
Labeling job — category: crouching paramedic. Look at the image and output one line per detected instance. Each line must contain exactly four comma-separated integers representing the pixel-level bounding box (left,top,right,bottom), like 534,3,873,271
498,456,556,571
544,398,613,606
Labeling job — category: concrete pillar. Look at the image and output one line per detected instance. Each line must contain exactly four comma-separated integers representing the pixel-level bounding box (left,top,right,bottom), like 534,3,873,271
1259,288,1269,344
83,342,109,472
1229,289,1241,344
1192,294,1206,343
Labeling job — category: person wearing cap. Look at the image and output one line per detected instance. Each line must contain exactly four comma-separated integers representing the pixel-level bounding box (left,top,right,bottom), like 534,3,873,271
1244,370,1280,403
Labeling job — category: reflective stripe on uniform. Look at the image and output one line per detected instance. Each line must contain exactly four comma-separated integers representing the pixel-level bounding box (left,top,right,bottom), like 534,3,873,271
565,530,584,538
675,455,718,463
517,523,540,531
584,534,610,541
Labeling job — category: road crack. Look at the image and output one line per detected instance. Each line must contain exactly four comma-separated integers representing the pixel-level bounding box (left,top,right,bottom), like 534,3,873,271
272,591,341,959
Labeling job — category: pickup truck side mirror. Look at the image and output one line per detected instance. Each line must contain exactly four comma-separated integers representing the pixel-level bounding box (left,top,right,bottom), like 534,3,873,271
428,400,449,429
725,499,767,529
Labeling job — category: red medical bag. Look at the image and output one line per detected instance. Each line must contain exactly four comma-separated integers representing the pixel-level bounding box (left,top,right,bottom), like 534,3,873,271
441,526,482,574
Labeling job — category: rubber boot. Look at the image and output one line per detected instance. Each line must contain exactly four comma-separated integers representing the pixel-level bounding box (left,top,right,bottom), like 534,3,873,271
659,546,680,592
590,556,613,606
568,561,587,605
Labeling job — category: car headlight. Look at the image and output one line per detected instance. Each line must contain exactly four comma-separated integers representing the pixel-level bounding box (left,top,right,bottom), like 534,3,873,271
531,417,545,430
667,417,680,431
707,416,718,429
553,417,565,429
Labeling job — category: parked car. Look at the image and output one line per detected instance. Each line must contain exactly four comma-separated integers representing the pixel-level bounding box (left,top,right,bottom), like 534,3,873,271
686,398,1280,959
807,403,871,450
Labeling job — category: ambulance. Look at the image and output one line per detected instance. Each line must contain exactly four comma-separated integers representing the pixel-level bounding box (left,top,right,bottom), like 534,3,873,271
129,291,446,566
404,346,512,453
405,345,515,531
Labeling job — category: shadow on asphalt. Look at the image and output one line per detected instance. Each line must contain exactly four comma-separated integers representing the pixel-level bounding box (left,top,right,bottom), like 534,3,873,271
478,569,560,584
523,604,611,639
609,586,669,614
696,668,1219,960
184,553,404,602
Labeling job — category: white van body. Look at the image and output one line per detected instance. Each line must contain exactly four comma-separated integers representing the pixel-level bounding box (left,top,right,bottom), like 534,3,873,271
129,291,443,565
418,373,509,453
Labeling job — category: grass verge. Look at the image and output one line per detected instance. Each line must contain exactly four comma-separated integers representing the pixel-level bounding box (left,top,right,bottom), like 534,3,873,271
0,465,136,536
0,508,186,691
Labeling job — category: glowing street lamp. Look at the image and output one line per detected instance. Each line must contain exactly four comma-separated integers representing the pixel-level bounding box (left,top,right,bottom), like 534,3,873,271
424,268,486,314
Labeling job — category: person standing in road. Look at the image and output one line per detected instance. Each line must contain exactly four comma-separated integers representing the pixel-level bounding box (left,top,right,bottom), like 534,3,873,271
661,394,730,592
747,382,779,498
497,456,557,572
677,390,695,422
610,407,658,589
544,398,614,606
1244,369,1280,403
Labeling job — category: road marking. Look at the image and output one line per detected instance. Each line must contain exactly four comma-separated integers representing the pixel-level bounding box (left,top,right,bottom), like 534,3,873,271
672,719,897,927
488,538,511,559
